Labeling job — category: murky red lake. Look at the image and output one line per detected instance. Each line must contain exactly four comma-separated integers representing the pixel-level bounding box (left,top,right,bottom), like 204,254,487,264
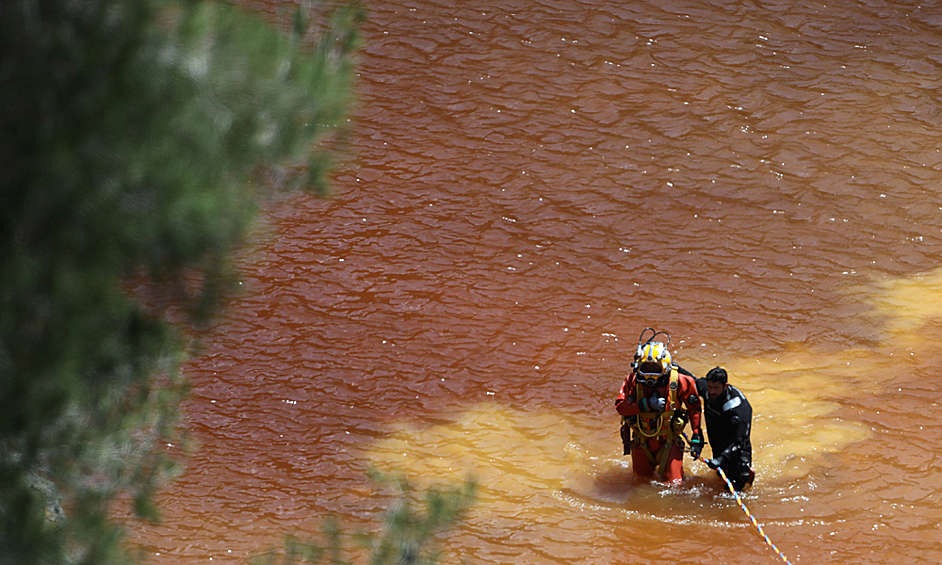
129,0,942,563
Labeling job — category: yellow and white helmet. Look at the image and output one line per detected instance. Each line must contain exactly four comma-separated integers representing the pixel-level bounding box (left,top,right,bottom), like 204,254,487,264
635,340,671,386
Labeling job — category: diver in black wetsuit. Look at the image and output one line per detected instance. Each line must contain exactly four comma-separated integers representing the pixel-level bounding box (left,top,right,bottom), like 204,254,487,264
695,367,754,491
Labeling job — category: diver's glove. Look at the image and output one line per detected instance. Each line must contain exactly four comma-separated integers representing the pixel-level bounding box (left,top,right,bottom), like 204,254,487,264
705,458,720,470
639,396,666,412
689,432,705,459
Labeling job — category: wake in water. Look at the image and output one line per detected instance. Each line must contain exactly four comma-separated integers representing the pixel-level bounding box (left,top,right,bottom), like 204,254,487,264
559,444,774,528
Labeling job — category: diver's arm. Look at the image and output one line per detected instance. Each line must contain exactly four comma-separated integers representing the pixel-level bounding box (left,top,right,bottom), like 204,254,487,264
615,375,642,417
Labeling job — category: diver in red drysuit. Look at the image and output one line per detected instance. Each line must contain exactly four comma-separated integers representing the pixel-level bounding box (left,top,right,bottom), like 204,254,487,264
615,332,703,483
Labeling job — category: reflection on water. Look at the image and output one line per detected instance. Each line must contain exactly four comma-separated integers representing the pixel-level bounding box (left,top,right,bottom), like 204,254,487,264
128,0,942,564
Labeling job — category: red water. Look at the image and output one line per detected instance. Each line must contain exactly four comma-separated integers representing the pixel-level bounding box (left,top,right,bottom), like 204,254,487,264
129,0,942,563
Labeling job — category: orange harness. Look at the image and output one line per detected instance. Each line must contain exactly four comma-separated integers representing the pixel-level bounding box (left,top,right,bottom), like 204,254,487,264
621,369,690,475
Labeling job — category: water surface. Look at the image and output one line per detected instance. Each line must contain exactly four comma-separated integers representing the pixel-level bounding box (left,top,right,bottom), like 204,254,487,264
130,1,942,563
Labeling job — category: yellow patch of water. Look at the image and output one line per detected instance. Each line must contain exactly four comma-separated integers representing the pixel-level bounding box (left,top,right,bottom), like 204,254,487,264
868,265,942,339
366,403,724,525
722,266,942,473
709,351,879,480
365,404,586,502
365,397,864,514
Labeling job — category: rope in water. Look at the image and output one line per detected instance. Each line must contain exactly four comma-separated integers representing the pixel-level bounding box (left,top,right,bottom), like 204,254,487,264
714,465,793,565
683,433,793,564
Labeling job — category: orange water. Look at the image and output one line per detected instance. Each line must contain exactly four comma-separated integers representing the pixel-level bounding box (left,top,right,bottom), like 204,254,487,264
129,0,942,563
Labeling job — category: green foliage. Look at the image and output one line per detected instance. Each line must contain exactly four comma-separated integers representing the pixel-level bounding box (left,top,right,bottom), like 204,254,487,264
252,473,478,565
0,0,362,563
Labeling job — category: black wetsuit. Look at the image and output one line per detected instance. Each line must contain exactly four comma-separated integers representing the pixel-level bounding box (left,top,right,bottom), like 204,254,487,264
695,378,753,490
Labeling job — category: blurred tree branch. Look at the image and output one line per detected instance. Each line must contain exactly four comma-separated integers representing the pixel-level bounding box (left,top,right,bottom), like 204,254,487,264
0,1,363,563
252,471,478,565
